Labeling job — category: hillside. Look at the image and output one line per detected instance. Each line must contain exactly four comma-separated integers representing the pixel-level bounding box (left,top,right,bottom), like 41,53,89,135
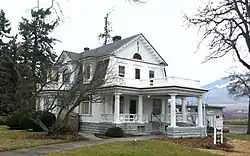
202,77,248,104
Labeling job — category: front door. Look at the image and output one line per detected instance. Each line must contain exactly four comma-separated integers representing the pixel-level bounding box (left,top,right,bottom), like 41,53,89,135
129,100,137,114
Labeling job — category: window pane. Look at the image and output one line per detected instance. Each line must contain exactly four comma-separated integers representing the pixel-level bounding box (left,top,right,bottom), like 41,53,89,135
119,66,125,77
153,99,162,115
149,70,154,78
85,65,90,79
81,102,89,114
63,69,70,82
135,68,140,79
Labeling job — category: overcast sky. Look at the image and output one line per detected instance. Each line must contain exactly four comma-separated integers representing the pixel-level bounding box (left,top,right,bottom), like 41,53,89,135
0,0,244,85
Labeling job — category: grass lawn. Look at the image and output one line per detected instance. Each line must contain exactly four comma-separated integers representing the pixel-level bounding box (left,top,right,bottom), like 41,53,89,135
0,125,69,152
225,133,250,141
45,140,218,156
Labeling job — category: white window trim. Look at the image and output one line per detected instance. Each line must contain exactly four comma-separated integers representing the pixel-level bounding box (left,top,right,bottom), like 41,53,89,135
118,65,125,77
80,101,92,115
83,64,92,84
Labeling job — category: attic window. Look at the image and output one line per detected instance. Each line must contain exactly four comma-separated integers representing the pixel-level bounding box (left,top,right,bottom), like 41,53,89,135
133,53,142,60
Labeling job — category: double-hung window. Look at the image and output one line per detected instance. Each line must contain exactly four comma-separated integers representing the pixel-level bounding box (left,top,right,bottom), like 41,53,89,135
135,68,140,79
149,70,154,86
118,65,125,77
81,101,92,115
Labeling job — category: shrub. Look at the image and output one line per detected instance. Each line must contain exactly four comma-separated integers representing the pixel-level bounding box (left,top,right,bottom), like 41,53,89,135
0,116,7,125
5,111,26,130
105,127,124,138
19,116,43,132
49,123,75,135
39,111,56,128
5,110,56,131
20,111,56,132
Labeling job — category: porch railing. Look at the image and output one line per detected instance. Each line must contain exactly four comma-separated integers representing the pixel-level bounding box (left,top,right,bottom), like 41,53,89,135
119,114,139,122
112,76,200,88
167,113,198,124
101,114,149,123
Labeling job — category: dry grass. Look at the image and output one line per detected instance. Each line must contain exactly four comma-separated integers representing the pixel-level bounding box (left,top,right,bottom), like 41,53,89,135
0,125,82,152
45,140,218,156
200,139,250,156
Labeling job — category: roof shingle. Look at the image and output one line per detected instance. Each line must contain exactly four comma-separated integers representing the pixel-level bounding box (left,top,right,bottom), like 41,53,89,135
64,34,141,61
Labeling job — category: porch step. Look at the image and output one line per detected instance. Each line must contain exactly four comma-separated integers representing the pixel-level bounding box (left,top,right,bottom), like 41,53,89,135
151,132,163,135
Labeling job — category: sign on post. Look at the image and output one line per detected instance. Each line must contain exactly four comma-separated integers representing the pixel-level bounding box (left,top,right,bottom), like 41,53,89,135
213,115,223,144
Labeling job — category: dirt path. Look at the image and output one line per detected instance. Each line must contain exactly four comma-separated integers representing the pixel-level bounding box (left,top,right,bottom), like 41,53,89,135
200,139,250,156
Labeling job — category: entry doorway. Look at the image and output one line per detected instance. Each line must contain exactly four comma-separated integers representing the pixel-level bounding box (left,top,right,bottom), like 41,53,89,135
129,100,137,114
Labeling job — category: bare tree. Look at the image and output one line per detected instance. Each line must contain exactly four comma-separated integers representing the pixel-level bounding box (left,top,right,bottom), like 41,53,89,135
34,53,117,134
98,11,113,45
184,0,250,70
227,72,250,133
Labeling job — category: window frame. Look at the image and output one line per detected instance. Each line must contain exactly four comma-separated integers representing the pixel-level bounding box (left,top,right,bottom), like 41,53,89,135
118,65,125,77
149,70,154,79
85,64,91,80
153,99,162,115
80,101,92,115
135,68,140,79
62,69,70,83
133,53,142,60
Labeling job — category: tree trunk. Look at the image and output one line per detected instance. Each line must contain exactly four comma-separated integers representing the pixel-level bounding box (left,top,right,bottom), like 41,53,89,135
247,98,250,134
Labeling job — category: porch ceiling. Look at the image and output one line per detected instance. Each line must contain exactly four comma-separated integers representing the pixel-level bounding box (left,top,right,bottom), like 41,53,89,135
102,85,207,97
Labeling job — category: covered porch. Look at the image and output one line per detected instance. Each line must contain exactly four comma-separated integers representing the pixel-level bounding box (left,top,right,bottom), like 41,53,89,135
99,86,207,137
101,93,202,126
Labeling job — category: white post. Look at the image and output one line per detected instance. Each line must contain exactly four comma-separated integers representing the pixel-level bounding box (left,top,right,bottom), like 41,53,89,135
138,95,143,123
213,115,217,144
165,98,169,123
104,96,108,113
162,99,165,122
198,96,203,127
114,92,121,123
170,93,177,127
181,97,187,123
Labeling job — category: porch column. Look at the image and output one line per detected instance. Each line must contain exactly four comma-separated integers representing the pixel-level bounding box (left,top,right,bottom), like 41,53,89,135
170,93,177,127
181,97,188,123
138,95,143,123
114,92,121,123
165,98,169,122
162,99,165,122
198,95,203,126
104,96,108,113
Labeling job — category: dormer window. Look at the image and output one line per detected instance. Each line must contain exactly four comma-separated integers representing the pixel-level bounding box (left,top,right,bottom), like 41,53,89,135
62,69,70,83
85,64,91,80
133,53,142,60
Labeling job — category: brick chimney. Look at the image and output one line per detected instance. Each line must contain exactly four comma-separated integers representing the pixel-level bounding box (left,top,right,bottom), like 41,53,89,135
84,47,90,51
112,35,122,42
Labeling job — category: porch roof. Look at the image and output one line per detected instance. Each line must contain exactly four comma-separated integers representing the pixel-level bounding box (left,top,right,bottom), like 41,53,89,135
103,85,208,97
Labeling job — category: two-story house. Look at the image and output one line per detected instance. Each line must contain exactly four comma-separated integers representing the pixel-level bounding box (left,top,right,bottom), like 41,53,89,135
37,33,224,138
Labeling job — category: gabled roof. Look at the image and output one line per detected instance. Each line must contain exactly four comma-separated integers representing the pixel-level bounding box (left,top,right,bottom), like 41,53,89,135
56,33,167,66
57,34,140,63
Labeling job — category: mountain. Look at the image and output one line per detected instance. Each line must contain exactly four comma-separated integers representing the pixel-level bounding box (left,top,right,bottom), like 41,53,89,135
202,77,248,105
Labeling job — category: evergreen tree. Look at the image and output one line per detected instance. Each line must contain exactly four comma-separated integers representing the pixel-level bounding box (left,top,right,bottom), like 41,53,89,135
0,9,20,115
19,8,59,83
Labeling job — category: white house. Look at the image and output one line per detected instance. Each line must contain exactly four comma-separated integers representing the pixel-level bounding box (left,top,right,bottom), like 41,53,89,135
37,33,224,138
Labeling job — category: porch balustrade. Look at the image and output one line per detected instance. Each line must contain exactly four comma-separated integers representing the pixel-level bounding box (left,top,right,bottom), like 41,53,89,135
114,76,200,89
167,113,198,123
101,114,149,123
119,114,139,122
